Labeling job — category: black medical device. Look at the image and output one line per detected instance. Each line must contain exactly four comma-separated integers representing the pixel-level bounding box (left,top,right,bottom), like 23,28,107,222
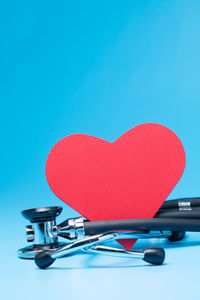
18,197,200,269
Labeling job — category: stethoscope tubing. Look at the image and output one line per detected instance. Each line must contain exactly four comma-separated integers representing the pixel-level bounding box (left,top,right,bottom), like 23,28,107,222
155,210,200,219
157,207,200,213
84,218,200,235
83,198,200,235
160,197,200,209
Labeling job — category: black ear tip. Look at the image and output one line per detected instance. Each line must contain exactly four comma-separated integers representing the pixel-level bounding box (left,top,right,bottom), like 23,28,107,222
34,250,55,269
168,231,185,241
143,247,165,265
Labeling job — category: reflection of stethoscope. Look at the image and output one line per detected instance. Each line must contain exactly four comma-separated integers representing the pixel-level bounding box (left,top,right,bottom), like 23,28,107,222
18,197,200,269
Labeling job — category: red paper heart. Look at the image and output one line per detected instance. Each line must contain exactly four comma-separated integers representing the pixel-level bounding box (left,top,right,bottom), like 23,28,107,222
46,123,185,249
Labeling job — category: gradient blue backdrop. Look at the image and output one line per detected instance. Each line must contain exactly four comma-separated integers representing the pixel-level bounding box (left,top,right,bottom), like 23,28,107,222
1,1,200,299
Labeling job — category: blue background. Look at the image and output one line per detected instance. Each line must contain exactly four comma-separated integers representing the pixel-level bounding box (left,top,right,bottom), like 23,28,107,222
1,0,200,299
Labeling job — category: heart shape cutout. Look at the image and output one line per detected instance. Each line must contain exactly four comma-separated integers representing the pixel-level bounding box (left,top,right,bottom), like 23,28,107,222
46,123,185,249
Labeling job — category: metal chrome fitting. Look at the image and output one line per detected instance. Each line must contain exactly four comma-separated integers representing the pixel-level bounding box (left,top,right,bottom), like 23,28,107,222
58,217,85,240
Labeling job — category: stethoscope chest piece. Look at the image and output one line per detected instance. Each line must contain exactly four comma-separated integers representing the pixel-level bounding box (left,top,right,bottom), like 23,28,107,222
18,206,68,259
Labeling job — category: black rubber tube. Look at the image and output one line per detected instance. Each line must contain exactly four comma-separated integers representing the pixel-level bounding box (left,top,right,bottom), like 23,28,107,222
160,197,200,209
84,218,200,236
155,211,200,219
157,206,200,214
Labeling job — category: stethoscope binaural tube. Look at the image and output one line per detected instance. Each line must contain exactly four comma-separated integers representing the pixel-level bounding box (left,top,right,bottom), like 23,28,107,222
34,232,166,269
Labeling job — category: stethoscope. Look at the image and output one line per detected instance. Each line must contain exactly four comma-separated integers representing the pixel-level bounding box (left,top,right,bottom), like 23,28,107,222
18,197,200,269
